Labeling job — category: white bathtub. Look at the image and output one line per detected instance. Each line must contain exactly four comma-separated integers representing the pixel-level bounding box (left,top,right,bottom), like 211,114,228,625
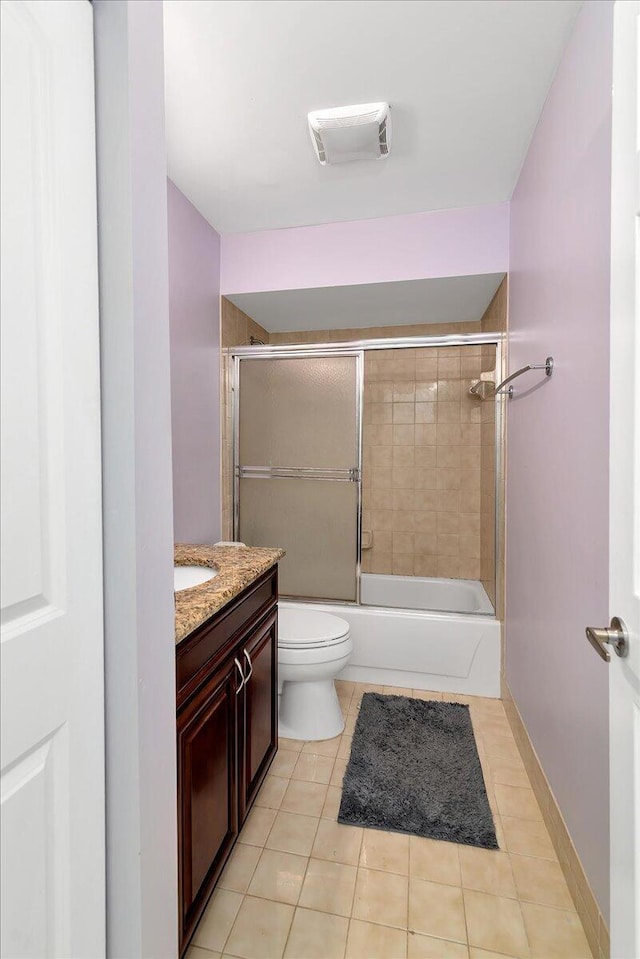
278,599,501,699
360,573,494,615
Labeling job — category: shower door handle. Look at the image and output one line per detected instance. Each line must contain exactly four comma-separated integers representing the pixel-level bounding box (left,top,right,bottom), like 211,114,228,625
585,617,629,662
237,465,361,482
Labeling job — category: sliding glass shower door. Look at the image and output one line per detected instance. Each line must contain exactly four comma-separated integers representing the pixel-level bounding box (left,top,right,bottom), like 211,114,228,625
236,355,361,601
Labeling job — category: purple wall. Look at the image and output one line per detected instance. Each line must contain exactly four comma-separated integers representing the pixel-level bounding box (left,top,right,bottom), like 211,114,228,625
506,0,613,917
221,202,509,294
167,179,221,544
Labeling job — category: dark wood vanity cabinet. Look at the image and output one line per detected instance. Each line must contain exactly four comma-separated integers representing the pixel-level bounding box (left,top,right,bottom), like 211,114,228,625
177,657,239,929
176,567,278,955
239,611,278,820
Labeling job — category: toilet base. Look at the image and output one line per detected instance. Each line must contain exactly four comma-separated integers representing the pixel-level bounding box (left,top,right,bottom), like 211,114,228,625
278,679,345,741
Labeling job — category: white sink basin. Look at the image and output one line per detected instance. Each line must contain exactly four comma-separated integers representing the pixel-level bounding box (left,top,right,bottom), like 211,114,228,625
174,565,218,592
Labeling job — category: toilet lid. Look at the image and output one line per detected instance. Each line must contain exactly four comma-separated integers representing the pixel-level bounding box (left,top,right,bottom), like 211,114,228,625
278,608,350,648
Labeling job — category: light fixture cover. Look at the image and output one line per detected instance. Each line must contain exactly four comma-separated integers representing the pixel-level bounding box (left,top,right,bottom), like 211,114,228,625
307,102,391,165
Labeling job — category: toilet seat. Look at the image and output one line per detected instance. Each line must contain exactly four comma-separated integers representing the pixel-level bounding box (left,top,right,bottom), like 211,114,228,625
278,608,350,650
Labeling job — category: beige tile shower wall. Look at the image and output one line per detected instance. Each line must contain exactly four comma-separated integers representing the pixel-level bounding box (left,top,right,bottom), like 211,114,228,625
361,345,493,583
221,296,270,349
481,276,508,333
270,320,481,345
220,298,270,539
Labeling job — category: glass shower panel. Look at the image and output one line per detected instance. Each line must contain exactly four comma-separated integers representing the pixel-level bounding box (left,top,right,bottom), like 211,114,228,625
237,355,360,601
239,357,358,468
239,478,358,601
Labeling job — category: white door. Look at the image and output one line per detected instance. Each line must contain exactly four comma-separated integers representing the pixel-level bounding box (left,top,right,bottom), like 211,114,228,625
0,1,105,957
606,0,640,955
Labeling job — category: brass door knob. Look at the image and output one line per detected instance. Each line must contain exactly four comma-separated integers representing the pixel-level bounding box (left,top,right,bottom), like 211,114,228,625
585,617,629,662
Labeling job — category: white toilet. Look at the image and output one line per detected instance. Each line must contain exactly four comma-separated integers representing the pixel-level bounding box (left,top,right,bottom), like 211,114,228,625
277,606,352,741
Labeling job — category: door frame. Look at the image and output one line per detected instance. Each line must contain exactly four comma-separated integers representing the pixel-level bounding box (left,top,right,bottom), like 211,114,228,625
608,0,640,954
92,2,178,956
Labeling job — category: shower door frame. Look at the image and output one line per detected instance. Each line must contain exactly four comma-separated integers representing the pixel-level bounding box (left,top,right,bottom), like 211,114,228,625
230,332,506,616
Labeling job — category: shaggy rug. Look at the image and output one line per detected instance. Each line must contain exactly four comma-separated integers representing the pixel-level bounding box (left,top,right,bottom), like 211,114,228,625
338,692,498,848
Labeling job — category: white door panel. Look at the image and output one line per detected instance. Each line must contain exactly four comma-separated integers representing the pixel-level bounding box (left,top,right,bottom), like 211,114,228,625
0,1,105,956
1,733,69,957
0,0,65,632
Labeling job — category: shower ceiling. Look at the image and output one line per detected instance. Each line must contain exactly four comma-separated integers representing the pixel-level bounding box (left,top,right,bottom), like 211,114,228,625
226,273,505,332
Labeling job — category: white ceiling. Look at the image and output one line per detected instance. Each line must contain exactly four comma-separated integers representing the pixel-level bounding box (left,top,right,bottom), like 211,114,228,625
226,273,505,332
163,0,581,234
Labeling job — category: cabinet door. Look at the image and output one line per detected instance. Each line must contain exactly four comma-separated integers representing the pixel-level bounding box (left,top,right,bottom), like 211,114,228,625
240,612,278,818
177,656,240,948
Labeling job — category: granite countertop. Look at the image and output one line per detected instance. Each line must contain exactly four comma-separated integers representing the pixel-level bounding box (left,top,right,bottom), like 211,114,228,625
174,543,285,645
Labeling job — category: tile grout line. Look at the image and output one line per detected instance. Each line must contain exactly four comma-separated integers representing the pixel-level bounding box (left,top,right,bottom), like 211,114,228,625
218,888,245,959
468,705,532,959
278,731,352,959
405,831,411,953
458,860,471,955
278,850,312,959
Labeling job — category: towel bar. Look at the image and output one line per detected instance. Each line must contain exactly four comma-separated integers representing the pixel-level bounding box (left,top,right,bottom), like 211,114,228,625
469,357,553,398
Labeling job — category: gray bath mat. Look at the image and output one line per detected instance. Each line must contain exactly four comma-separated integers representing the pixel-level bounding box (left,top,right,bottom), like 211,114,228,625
338,693,498,848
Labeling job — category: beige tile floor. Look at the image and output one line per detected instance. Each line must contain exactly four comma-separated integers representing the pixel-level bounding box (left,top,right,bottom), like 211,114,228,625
187,682,592,959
